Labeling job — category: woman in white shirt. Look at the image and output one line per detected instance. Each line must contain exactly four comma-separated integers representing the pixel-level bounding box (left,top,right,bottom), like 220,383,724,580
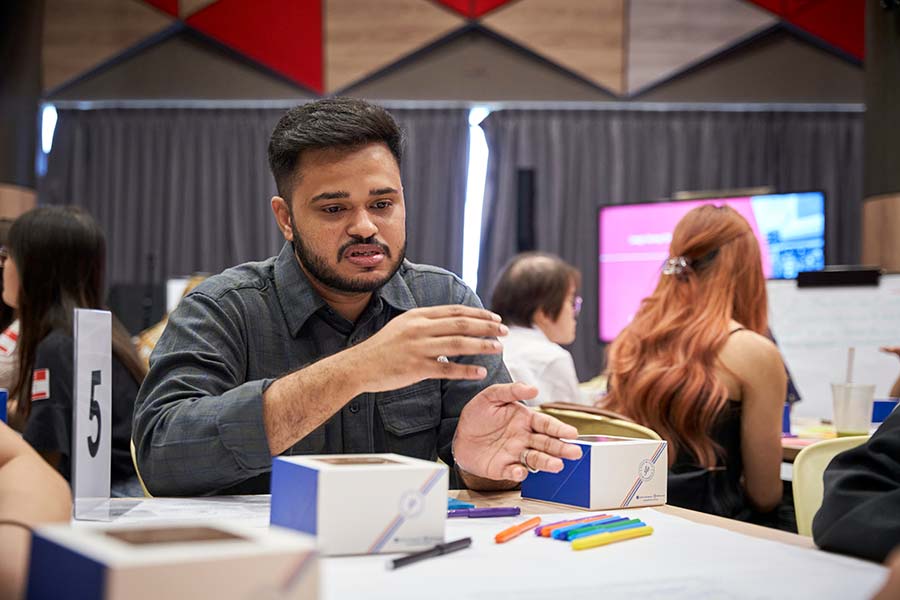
491,252,584,407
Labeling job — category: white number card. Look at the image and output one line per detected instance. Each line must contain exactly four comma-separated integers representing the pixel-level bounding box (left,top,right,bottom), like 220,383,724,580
72,309,112,520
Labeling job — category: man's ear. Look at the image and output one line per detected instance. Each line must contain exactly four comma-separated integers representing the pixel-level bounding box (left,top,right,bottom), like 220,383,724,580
271,196,294,242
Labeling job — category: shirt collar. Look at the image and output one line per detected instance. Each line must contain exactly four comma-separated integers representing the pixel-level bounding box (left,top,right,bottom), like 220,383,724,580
274,243,417,336
508,324,552,343
274,242,327,337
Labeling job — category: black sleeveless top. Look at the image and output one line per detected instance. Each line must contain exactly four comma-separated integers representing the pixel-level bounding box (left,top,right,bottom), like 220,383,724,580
666,328,791,529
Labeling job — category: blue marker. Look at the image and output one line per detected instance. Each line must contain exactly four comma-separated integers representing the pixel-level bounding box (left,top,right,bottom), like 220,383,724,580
551,515,628,540
448,498,475,510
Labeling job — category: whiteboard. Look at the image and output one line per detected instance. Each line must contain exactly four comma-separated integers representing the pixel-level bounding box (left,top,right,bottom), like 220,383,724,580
768,275,900,419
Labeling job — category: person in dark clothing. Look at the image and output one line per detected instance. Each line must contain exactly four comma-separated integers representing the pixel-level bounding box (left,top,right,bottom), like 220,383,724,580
2,207,146,494
813,407,900,562
602,205,788,526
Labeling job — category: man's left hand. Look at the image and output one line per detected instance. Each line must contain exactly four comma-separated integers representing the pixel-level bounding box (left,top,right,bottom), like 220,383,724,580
452,383,583,482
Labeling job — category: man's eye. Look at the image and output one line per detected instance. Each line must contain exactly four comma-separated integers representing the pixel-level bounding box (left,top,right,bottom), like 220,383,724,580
373,200,392,209
323,206,343,214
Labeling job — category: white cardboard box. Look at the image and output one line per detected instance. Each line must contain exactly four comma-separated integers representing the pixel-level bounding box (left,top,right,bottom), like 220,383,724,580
522,435,667,510
26,521,318,600
270,453,448,556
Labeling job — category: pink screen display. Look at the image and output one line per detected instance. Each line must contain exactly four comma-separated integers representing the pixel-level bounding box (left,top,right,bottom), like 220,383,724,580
598,199,771,341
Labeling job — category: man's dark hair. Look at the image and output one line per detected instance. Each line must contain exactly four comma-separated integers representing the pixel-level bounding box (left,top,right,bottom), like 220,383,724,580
267,97,403,200
490,252,581,327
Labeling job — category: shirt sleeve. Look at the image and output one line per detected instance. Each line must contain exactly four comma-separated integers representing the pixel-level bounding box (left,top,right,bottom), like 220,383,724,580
812,408,900,562
22,335,74,466
437,283,512,486
132,290,274,496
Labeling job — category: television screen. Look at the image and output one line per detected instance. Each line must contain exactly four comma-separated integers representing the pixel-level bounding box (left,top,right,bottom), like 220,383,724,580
598,191,826,342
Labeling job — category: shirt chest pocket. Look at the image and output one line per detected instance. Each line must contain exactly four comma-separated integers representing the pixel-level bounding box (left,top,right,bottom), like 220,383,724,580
375,380,441,437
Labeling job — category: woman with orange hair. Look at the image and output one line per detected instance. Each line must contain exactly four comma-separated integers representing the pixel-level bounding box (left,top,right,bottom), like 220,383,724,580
603,205,787,524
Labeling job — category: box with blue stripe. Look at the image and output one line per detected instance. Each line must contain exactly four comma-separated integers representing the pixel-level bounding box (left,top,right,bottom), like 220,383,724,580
522,435,667,510
26,521,317,600
271,453,447,556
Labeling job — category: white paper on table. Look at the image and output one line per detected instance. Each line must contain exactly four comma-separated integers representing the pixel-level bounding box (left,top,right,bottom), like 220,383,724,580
323,508,887,600
72,495,272,529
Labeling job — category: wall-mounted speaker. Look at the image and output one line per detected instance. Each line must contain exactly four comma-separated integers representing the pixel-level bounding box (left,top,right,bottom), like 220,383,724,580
516,168,536,252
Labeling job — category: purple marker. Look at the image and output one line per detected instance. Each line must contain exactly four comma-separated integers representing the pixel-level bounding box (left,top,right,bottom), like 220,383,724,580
447,507,521,518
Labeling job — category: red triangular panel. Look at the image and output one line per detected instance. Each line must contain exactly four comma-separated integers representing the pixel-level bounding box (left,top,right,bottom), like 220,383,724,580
141,0,179,16
186,0,323,92
789,0,864,59
748,0,863,59
434,0,514,18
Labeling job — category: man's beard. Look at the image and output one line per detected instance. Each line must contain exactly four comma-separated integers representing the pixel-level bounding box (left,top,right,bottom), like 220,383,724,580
290,214,405,293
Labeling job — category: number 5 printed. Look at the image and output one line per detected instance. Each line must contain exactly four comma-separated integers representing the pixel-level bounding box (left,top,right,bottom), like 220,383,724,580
87,370,102,457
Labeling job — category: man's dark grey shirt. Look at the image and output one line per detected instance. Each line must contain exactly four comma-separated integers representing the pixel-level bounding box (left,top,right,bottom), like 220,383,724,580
133,243,510,496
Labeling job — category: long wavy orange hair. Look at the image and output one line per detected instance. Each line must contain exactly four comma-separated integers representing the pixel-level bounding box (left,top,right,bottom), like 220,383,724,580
604,205,768,468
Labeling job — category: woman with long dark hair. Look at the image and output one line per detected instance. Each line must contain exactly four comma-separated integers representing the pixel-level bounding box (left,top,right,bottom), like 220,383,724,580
3,206,146,492
603,205,787,525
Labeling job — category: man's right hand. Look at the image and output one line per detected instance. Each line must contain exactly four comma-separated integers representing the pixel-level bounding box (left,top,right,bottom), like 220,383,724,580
347,305,508,393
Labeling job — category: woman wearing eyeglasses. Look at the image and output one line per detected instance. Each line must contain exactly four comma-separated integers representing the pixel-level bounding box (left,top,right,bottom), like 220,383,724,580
490,252,585,407
602,205,788,527
2,206,146,495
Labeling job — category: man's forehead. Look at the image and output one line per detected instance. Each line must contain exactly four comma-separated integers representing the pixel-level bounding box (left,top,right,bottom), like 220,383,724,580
295,142,400,175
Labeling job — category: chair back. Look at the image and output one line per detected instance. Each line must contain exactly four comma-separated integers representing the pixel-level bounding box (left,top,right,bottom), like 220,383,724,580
793,435,868,536
537,406,661,440
130,438,153,498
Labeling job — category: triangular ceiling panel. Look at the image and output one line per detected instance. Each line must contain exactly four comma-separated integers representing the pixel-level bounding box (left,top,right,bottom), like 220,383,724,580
627,0,777,95
482,0,625,94
141,0,178,17
179,0,218,18
434,0,516,18
747,0,864,59
342,29,616,101
325,0,465,93
634,28,863,103
47,31,313,100
44,0,175,91
187,0,323,92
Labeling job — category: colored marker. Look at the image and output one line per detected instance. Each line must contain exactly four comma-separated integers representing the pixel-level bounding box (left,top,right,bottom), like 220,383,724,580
535,514,611,537
558,517,641,540
388,537,472,569
495,516,542,544
448,507,521,518
567,519,645,541
447,498,475,510
551,516,628,540
571,526,654,551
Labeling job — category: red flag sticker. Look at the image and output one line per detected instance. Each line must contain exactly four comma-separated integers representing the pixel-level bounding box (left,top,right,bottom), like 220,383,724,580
0,322,19,356
32,368,49,401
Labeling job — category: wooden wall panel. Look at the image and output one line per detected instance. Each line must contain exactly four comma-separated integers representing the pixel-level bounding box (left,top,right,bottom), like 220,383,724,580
343,30,616,101
482,0,625,94
43,0,173,91
627,0,776,94
180,0,218,18
0,184,36,220
325,0,465,93
862,193,900,273
635,30,863,103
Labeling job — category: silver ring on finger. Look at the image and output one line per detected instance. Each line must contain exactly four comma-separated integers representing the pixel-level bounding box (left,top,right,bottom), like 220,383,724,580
520,449,540,474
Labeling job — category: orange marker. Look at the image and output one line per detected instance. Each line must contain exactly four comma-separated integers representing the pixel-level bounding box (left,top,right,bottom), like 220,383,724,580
495,516,542,544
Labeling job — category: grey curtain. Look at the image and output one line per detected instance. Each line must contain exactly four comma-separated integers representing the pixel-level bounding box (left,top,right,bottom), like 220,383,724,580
478,108,864,380
40,105,470,286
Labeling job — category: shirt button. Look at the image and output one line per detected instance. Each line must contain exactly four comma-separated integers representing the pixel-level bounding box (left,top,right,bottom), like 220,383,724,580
349,403,360,414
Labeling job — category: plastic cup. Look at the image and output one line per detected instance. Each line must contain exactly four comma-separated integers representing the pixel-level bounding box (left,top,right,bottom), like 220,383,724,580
831,383,875,437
